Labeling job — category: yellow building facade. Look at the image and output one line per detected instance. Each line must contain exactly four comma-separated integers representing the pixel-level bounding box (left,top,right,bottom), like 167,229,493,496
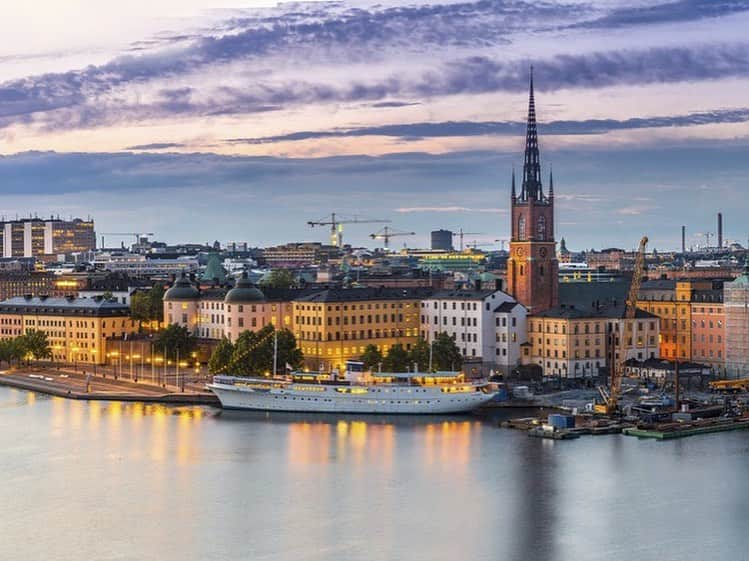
292,288,429,371
0,295,137,365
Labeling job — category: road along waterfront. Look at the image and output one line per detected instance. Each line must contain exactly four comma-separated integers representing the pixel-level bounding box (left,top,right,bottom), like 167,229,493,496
1,386,748,561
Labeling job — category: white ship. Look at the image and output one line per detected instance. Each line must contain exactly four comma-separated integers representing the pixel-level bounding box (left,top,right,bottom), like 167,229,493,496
208,361,497,414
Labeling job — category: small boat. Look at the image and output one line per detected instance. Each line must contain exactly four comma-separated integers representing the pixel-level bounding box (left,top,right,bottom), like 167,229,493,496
208,360,497,414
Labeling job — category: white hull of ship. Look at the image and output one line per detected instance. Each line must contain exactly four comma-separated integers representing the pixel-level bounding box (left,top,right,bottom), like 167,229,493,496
209,383,495,414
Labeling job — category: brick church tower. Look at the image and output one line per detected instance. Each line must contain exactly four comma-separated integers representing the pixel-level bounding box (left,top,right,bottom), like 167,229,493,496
506,68,558,314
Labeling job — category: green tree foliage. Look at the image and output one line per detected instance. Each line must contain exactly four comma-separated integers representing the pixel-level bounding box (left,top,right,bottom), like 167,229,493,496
383,343,410,372
432,332,463,372
149,284,165,322
260,269,297,289
409,338,431,372
0,338,25,366
360,344,383,371
208,338,235,374
229,325,303,376
129,291,152,328
21,329,52,362
153,324,197,361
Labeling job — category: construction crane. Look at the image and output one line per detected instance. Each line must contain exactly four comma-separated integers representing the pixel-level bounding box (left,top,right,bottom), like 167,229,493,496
370,226,415,250
495,238,509,251
597,235,648,415
452,228,483,251
308,213,390,247
100,232,154,248
465,241,493,250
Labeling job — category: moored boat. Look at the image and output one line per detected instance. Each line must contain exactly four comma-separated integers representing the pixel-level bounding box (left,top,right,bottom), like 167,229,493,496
208,360,497,414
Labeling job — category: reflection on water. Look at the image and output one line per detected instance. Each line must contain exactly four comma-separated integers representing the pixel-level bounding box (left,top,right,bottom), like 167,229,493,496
1,387,748,561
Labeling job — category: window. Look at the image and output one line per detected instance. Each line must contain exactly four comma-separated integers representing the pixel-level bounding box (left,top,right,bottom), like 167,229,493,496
537,215,546,240
518,215,526,240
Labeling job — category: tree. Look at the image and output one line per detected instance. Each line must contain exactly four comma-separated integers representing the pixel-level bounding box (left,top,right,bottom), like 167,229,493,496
148,284,165,322
153,324,197,361
409,338,431,372
360,344,383,371
21,329,52,362
208,338,235,374
230,325,303,376
130,291,151,329
260,269,297,289
383,344,410,372
0,338,23,366
432,332,463,371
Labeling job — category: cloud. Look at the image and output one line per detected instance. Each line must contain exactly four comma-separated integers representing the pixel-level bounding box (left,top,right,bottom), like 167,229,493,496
227,107,749,144
572,0,749,30
125,142,185,151
395,206,506,213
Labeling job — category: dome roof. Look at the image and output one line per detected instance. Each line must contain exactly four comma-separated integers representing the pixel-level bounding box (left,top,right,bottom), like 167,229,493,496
225,272,265,303
164,272,200,301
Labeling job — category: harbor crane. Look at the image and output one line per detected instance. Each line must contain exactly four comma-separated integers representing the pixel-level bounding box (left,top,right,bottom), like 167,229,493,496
370,226,415,250
308,213,390,247
100,232,154,248
597,235,648,415
452,228,483,252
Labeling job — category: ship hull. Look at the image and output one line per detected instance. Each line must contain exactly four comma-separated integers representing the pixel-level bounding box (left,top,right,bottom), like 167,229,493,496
208,383,495,414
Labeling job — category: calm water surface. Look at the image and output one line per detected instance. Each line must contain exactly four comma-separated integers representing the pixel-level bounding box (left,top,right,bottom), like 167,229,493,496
1,387,748,561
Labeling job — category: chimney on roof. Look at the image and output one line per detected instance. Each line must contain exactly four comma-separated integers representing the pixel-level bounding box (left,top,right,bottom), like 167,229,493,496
475,279,482,292
681,225,686,253
718,212,723,248
495,278,502,291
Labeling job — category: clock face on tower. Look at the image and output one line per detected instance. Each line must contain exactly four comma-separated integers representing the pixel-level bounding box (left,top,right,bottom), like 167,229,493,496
539,247,548,258
516,247,525,257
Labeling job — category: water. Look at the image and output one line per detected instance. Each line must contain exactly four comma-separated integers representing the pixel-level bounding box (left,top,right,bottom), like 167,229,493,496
1,387,747,561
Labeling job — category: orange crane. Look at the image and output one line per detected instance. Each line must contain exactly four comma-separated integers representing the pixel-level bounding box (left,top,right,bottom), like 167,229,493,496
597,235,648,415
370,226,415,250
308,213,390,247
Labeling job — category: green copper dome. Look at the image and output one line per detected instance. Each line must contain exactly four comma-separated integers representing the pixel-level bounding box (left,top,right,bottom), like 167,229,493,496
201,253,227,283
164,272,200,301
225,272,265,303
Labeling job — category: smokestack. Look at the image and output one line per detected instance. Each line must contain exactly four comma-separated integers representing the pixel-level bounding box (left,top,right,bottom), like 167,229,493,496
717,213,723,248
681,226,686,253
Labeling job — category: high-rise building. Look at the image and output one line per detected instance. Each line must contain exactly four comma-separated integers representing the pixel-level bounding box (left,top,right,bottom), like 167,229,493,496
506,69,558,314
0,217,95,258
430,230,453,251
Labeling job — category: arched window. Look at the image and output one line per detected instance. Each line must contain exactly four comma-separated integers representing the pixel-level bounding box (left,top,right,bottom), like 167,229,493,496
537,215,546,241
518,215,526,240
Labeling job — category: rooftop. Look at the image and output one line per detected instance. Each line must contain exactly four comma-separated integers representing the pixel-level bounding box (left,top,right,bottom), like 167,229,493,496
0,295,131,316
295,287,433,303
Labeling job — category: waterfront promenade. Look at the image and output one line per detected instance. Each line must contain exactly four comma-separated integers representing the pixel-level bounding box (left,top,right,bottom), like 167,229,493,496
0,368,219,405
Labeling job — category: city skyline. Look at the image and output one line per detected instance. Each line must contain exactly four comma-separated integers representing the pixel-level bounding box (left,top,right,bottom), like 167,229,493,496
1,0,748,249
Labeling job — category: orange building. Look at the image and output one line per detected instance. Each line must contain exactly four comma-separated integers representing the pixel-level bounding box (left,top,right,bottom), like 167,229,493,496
690,289,725,374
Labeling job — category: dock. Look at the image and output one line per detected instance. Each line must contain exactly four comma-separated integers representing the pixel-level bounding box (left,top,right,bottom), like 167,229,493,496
0,369,220,406
623,418,749,440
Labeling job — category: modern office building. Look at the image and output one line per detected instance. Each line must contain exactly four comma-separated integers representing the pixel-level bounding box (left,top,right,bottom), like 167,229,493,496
0,217,95,258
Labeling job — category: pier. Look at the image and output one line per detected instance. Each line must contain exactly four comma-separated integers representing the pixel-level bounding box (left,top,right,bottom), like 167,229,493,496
0,369,220,406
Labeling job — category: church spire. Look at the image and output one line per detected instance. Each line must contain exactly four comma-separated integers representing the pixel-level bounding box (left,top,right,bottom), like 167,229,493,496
511,166,516,201
521,65,543,202
548,164,554,199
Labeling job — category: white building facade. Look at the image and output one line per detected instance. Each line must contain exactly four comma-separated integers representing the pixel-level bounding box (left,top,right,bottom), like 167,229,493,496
420,289,527,375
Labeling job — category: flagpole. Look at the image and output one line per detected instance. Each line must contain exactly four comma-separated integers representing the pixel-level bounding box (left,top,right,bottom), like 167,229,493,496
273,329,278,377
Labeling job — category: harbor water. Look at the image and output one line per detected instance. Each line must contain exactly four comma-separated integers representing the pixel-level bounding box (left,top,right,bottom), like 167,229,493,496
1,387,747,561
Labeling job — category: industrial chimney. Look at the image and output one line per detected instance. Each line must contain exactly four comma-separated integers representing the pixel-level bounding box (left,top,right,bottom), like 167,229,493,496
717,213,723,248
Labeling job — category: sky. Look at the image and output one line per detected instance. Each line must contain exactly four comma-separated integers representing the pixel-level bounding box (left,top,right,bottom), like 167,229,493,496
0,0,748,251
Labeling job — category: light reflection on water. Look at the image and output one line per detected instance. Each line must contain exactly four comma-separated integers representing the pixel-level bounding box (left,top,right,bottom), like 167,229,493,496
1,387,747,561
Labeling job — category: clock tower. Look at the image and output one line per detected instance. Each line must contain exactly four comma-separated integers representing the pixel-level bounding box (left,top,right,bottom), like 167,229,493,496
507,68,558,314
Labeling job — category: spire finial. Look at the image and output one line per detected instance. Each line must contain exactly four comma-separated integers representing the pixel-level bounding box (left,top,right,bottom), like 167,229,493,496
521,64,543,202
511,165,517,200
549,164,554,198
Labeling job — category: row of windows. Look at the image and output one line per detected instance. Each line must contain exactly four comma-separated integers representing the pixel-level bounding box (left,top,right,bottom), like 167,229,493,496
296,302,410,312
298,329,412,341
297,314,408,326
301,343,414,356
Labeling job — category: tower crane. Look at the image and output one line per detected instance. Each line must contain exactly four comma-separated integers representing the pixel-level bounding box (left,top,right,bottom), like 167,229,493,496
370,226,415,250
597,235,648,415
307,213,390,247
452,228,484,252
100,232,155,248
